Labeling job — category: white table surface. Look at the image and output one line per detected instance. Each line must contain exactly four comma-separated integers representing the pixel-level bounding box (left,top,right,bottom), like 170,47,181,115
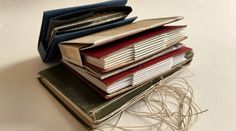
1,0,236,130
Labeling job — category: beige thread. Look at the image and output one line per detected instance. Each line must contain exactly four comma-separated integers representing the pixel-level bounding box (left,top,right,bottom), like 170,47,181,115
96,67,207,131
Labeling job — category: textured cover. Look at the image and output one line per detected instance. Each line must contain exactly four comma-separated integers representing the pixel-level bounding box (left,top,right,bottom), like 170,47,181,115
38,0,136,62
37,61,190,128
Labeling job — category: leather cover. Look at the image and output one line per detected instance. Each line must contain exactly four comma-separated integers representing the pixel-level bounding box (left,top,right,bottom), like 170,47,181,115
38,0,136,62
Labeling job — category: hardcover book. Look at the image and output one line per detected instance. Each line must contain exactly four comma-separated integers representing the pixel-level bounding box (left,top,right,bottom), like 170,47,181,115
80,26,187,72
81,44,184,80
59,16,184,67
38,60,191,128
38,0,136,62
62,46,193,94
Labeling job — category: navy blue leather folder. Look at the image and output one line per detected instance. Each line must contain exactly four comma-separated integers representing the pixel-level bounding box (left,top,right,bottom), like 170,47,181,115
38,0,136,62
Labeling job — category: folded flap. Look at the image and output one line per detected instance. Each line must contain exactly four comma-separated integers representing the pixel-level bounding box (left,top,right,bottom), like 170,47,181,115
62,16,184,49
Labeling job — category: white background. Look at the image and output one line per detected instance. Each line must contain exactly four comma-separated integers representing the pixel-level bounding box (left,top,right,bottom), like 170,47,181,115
0,0,236,130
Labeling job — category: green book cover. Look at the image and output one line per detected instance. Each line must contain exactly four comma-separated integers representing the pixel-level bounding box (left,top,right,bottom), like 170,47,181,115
37,59,191,128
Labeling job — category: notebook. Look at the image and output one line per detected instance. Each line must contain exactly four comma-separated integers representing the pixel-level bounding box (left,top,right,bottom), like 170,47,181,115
46,6,132,49
63,46,193,94
80,25,187,71
83,43,184,80
59,16,184,67
38,0,136,62
38,62,190,128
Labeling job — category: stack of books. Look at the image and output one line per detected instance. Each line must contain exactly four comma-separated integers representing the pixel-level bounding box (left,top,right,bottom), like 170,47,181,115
37,0,194,129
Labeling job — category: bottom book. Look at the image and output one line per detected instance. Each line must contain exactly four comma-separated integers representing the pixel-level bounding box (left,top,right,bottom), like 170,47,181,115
37,59,192,128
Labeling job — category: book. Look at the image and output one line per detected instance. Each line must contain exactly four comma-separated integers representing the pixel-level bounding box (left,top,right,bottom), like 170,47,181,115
36,0,195,129
59,16,183,67
83,43,184,80
37,61,191,128
46,6,132,49
80,25,187,71
63,46,193,94
38,0,136,62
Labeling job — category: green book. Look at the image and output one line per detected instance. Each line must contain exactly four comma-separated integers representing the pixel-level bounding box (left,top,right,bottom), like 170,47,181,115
37,59,191,128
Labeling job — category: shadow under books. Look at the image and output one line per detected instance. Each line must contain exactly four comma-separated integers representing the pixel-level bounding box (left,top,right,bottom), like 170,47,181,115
0,57,89,131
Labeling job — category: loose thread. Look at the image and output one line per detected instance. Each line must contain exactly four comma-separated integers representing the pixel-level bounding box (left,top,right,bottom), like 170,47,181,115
95,68,207,131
